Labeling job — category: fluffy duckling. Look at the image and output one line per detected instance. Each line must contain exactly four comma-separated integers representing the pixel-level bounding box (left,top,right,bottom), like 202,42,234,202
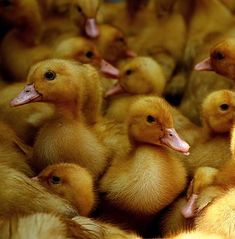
11,59,108,177
0,164,77,217
195,38,235,81
99,96,189,218
73,216,142,239
0,213,94,239
70,0,101,38
0,83,54,145
195,187,235,238
105,56,166,122
34,163,95,216
0,121,33,177
183,90,235,176
0,0,52,81
168,231,226,239
93,24,135,65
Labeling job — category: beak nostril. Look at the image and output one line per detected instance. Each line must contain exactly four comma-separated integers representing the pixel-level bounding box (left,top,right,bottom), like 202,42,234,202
25,90,30,93
169,134,173,137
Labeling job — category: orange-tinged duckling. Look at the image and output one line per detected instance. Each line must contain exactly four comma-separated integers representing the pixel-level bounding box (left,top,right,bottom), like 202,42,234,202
34,163,95,216
70,0,101,38
0,164,77,217
0,121,33,177
0,83,54,145
105,56,166,122
11,59,108,177
0,213,94,239
195,38,235,81
0,0,52,81
99,96,189,217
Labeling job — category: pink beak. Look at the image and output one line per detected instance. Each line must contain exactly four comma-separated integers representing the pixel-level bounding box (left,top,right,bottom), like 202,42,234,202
100,59,120,78
85,18,99,38
105,83,124,98
181,194,198,218
160,128,190,155
10,84,42,107
194,57,213,71
31,176,39,182
126,50,137,58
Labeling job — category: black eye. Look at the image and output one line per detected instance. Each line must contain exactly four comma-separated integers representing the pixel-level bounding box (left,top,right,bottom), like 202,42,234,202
85,51,94,58
76,5,82,12
146,115,155,123
220,103,229,111
44,70,56,81
117,37,125,42
214,51,225,60
50,175,61,184
125,69,132,75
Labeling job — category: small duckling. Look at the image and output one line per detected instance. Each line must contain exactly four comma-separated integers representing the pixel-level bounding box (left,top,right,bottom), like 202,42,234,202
0,164,77,217
168,231,226,239
0,213,94,239
99,96,189,218
70,0,101,38
0,121,33,177
11,59,108,177
105,56,166,122
34,163,95,216
195,38,235,81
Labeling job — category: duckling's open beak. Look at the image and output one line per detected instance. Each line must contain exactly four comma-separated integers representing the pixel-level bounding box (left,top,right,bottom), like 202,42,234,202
85,18,99,38
160,128,190,155
100,59,120,78
181,194,198,218
194,57,213,71
10,84,42,107
105,83,124,97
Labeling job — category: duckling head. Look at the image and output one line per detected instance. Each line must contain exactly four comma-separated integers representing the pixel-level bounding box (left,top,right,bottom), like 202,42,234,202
10,59,98,107
33,163,95,216
201,90,235,133
127,96,190,154
96,24,136,64
105,57,165,97
195,38,235,80
54,37,119,78
71,0,100,38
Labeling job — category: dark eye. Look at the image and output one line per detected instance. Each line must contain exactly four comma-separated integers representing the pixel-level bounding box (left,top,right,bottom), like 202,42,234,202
85,51,94,58
146,115,156,123
220,103,229,111
0,0,12,7
50,175,61,184
125,69,132,75
76,5,82,12
117,37,125,42
44,70,56,81
214,51,225,60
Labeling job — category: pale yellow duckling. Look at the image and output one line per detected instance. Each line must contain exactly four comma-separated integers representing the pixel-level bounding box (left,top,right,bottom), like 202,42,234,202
34,163,95,216
0,0,52,81
0,164,77,217
99,96,189,219
11,59,108,177
105,56,166,122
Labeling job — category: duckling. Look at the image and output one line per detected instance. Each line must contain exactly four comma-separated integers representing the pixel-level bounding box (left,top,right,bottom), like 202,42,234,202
0,213,94,239
93,24,135,65
195,38,235,81
70,0,101,38
0,0,52,81
168,231,226,239
99,96,188,219
0,83,54,145
105,56,166,122
0,121,33,177
11,59,108,177
0,164,77,217
34,163,95,216
73,216,142,239
195,187,235,238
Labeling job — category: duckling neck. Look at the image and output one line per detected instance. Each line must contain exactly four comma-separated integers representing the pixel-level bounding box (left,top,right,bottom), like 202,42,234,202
54,102,81,121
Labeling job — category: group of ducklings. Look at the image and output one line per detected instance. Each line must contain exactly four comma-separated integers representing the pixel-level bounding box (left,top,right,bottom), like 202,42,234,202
1,0,235,238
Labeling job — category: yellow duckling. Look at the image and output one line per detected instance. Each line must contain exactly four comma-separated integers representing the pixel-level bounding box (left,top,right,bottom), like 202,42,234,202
0,0,52,81
11,59,108,177
34,163,95,216
99,96,188,219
